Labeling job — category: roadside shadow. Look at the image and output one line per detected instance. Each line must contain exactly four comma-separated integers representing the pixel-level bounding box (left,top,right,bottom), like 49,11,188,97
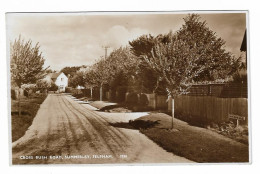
99,104,123,111
110,120,160,130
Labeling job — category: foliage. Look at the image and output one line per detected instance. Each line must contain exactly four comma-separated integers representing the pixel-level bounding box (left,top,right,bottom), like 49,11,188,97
129,35,167,94
45,69,54,74
208,121,248,145
21,83,36,90
49,82,58,91
129,34,156,58
105,47,138,90
84,68,98,88
60,66,82,76
91,58,110,86
36,79,51,89
140,14,236,97
82,47,137,92
139,93,149,106
126,92,139,105
21,84,37,97
10,36,48,88
11,89,16,100
231,56,247,83
115,86,127,102
69,71,85,88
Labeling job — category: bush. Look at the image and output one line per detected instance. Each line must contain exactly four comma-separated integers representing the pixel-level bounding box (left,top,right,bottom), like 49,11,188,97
116,86,127,102
49,82,58,91
73,93,84,99
126,92,139,105
11,89,16,100
24,89,29,97
65,87,73,93
139,93,149,106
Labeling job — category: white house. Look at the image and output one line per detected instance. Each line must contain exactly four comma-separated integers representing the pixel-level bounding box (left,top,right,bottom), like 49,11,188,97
46,72,68,92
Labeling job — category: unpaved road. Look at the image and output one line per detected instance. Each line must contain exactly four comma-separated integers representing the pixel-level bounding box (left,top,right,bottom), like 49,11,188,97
12,94,192,164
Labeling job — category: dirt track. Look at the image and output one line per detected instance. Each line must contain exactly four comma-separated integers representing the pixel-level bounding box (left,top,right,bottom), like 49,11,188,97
12,94,192,164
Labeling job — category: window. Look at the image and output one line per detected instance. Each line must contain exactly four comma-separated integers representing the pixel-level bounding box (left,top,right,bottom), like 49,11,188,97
61,78,63,81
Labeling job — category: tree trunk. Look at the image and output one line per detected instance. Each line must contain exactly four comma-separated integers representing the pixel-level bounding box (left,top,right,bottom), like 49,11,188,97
18,88,21,116
90,87,93,98
100,85,102,101
171,97,174,129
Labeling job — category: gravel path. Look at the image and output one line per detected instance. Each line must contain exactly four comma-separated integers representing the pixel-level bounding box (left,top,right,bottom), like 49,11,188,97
12,94,192,164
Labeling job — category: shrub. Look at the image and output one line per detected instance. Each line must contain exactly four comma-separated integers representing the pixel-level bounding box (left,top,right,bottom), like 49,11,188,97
11,89,16,100
116,86,127,102
65,87,73,93
24,89,29,97
126,92,139,105
139,93,149,106
36,79,50,91
73,93,84,99
49,82,58,91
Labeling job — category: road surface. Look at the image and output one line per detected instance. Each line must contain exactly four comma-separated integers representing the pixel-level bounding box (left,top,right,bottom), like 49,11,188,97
12,94,192,164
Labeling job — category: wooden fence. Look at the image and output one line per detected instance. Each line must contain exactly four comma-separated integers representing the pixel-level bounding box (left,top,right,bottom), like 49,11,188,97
188,83,247,98
124,93,168,110
168,96,248,124
156,95,168,109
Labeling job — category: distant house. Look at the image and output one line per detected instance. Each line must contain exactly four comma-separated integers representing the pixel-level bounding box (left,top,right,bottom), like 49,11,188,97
76,85,85,89
45,72,68,92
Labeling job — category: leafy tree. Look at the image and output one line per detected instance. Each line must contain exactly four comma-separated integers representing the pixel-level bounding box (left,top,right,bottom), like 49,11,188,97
60,66,81,76
105,47,138,91
111,47,137,93
84,68,98,98
91,58,111,101
45,69,54,74
141,14,236,129
129,34,156,58
10,36,48,88
10,36,48,116
69,71,85,88
129,35,167,94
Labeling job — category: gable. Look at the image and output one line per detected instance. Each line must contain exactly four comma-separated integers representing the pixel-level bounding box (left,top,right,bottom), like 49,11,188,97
56,72,68,80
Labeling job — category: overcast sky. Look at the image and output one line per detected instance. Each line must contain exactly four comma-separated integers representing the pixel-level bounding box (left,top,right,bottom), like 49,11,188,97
6,12,246,71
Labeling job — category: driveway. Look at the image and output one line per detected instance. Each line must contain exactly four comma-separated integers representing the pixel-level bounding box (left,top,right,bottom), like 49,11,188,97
12,94,192,164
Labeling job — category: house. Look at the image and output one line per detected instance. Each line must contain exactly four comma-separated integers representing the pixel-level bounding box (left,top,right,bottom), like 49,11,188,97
45,72,68,92
76,85,85,89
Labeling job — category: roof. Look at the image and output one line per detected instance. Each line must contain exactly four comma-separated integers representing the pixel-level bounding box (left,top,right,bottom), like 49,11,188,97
49,72,63,79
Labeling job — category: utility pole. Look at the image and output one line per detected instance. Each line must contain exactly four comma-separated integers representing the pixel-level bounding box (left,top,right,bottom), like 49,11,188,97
102,46,110,59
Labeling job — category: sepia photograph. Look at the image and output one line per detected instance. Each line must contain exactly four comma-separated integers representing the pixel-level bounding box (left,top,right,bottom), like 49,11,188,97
6,11,249,165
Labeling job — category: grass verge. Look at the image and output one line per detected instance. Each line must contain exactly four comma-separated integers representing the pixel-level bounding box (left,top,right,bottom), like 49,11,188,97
130,113,249,163
11,93,47,142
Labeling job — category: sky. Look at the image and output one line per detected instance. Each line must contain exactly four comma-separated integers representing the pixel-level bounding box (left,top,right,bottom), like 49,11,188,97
6,12,247,71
